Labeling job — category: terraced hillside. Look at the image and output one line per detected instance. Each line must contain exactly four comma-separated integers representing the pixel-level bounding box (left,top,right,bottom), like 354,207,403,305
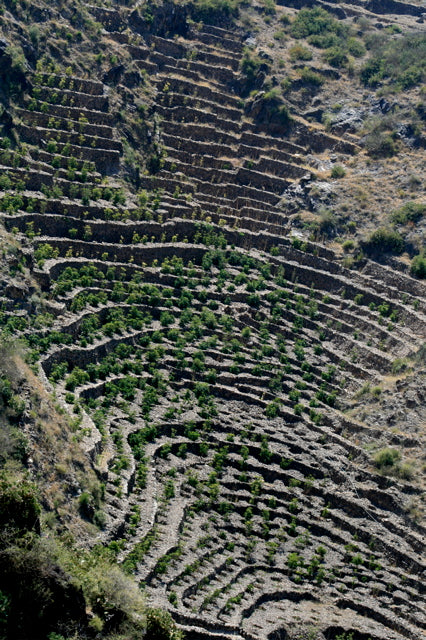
0,1,425,639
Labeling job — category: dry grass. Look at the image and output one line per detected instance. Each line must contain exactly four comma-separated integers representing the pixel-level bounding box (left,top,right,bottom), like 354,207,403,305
0,334,99,541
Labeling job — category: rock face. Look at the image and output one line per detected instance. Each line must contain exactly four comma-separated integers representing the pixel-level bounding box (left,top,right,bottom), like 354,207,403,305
365,0,424,16
0,3,425,640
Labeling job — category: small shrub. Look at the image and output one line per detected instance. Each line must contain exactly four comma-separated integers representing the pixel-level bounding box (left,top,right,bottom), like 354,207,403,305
391,201,425,225
192,0,241,23
265,402,280,418
273,30,286,43
394,461,415,480
362,228,404,256
364,131,396,158
299,67,323,86
255,89,291,129
410,254,426,279
0,474,40,535
289,44,312,61
145,607,183,640
93,509,106,529
347,37,366,57
323,46,348,68
331,164,346,179
373,447,401,470
240,48,267,92
342,240,354,253
260,0,276,16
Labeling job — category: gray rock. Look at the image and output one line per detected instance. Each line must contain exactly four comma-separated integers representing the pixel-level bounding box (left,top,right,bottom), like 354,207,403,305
329,107,365,133
245,36,257,47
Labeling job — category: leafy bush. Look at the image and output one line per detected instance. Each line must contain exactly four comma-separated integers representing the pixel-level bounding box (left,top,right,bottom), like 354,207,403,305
254,88,291,130
309,33,341,49
322,46,348,68
373,447,415,480
0,473,40,536
0,539,86,640
240,48,267,91
410,254,426,279
34,243,59,265
299,66,323,86
146,608,183,640
265,401,280,418
192,0,241,23
0,423,28,465
364,131,396,158
391,201,425,225
317,209,338,238
361,33,425,90
331,165,346,178
290,7,364,70
362,228,404,256
290,7,347,40
373,447,401,471
347,37,366,57
289,44,312,61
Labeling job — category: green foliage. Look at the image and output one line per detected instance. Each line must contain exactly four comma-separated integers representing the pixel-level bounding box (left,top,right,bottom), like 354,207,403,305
146,608,183,640
290,7,364,70
287,551,303,570
290,7,346,40
265,401,280,418
258,88,291,128
347,37,366,58
331,165,346,179
299,66,324,86
334,632,355,640
364,130,396,158
0,473,40,535
192,0,242,23
34,243,59,266
260,0,276,16
0,538,86,640
0,376,26,423
0,589,10,627
240,48,266,91
361,34,425,90
122,528,157,574
373,447,401,469
410,254,426,279
362,228,404,256
57,544,146,635
391,202,425,225
289,44,312,61
5,44,26,74
323,46,348,68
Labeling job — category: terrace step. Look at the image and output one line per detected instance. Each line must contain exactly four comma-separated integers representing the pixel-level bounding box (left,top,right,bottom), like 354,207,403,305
23,101,116,126
187,28,243,53
16,108,116,139
35,73,105,95
18,123,122,153
158,91,243,121
154,76,243,109
155,105,242,134
33,86,110,112
2,21,424,638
